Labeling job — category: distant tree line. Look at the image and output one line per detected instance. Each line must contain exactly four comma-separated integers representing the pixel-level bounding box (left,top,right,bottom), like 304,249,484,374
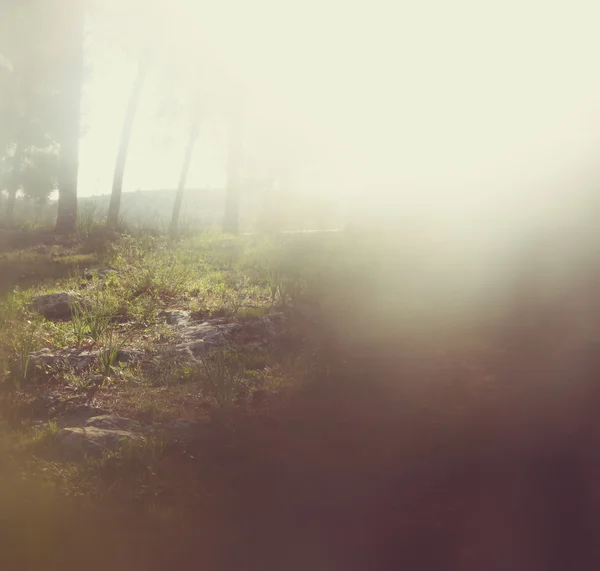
0,0,246,236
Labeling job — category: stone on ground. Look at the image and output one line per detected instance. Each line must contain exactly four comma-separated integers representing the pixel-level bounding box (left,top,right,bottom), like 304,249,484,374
30,291,87,320
55,425,142,460
85,415,141,431
56,405,110,428
162,310,287,361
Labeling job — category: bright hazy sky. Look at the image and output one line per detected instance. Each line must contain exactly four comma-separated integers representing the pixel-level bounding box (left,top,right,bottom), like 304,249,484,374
80,0,600,225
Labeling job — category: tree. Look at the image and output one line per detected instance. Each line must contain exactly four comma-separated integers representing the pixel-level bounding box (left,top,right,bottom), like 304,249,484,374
106,61,147,229
223,107,243,235
0,2,66,222
1,143,60,222
170,110,200,237
89,0,168,229
4,144,22,219
54,0,85,234
20,146,59,202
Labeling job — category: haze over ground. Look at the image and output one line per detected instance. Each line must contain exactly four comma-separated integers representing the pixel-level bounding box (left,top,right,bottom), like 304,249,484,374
74,0,600,238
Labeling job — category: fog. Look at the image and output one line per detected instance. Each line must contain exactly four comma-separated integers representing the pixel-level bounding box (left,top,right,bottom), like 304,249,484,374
79,0,600,230
7,0,600,238
4,5,600,565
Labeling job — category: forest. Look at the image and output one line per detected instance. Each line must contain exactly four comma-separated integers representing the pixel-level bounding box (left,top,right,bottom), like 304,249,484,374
2,1,600,570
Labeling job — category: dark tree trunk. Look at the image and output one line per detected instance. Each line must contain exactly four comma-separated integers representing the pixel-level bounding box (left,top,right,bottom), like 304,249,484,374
107,61,147,230
170,115,200,238
223,111,243,235
55,0,84,235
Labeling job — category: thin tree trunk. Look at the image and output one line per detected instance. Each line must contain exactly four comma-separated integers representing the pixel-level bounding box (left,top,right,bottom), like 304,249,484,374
107,61,147,230
6,188,17,220
170,115,200,238
55,0,84,234
223,111,243,235
5,142,21,221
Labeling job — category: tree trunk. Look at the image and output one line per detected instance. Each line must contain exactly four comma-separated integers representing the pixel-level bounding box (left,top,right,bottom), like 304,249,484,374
55,0,84,234
223,111,243,235
5,142,21,222
107,61,147,230
6,188,17,220
170,115,200,238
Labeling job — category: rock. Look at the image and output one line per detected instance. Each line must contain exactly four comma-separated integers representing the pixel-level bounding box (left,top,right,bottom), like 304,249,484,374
55,426,142,460
186,319,240,341
161,307,288,362
30,346,144,374
56,405,110,428
172,322,240,359
30,347,98,372
161,309,192,326
232,313,287,346
85,415,141,431
29,348,56,369
116,348,145,364
53,412,144,460
31,291,87,320
74,350,98,372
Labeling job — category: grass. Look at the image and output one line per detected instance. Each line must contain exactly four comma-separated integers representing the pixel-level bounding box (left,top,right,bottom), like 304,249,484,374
31,420,59,448
3,222,600,569
0,228,313,415
75,435,167,502
10,319,39,389
70,301,91,345
0,229,351,411
99,327,129,377
200,348,244,409
0,249,99,294
77,202,100,238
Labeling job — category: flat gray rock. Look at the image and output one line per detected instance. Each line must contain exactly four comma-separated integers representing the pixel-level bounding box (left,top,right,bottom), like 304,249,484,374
30,346,144,373
30,347,98,373
161,309,191,326
85,415,141,431
116,348,145,364
55,426,142,460
163,311,287,361
31,291,88,320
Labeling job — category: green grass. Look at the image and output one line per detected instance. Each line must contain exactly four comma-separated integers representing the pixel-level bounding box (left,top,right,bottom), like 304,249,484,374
99,327,130,377
0,228,329,401
0,227,358,561
31,420,59,448
10,319,40,389
199,348,244,409
2,218,600,569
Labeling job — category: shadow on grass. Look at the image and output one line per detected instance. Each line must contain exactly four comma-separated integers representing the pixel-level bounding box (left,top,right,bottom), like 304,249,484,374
0,253,99,294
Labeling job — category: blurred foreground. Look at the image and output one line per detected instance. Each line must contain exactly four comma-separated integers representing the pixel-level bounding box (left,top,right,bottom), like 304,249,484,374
1,223,600,570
